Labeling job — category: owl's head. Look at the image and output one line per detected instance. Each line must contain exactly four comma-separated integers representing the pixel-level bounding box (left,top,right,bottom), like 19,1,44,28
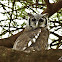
28,13,48,29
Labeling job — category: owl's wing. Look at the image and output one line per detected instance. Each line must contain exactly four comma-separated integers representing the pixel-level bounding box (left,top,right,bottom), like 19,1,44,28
13,28,41,51
24,28,49,52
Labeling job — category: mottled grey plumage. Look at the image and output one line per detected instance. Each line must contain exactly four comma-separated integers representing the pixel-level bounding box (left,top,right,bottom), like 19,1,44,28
13,13,49,53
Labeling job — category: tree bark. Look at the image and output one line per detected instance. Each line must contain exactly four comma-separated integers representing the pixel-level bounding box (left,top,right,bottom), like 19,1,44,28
0,29,24,48
42,0,62,17
0,46,62,62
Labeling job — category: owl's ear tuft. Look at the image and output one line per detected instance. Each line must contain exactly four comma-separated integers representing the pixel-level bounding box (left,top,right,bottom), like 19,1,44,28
42,13,49,17
28,13,34,17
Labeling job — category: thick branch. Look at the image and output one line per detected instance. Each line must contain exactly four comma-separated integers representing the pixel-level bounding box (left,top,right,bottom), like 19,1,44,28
42,0,62,17
0,46,62,62
0,29,24,48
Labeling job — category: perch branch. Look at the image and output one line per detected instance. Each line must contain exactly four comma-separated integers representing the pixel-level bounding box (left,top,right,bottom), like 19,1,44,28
0,46,62,62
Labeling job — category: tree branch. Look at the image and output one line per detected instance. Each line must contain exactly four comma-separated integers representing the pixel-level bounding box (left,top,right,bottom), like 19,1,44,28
0,46,62,62
42,0,62,17
0,29,24,48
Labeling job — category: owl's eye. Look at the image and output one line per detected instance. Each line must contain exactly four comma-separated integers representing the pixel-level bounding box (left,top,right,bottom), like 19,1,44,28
32,18,36,21
39,19,44,22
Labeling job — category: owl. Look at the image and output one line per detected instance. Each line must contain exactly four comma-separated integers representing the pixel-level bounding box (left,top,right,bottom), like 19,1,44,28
13,13,49,53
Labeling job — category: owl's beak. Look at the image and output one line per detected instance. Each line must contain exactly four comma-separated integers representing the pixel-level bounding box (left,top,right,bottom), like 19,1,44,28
36,21,38,27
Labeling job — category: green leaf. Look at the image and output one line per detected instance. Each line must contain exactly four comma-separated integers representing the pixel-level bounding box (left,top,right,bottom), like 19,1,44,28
21,22,26,28
39,0,42,2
